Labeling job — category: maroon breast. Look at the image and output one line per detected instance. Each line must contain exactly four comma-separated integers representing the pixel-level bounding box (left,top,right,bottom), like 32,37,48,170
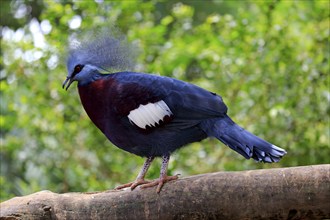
78,79,115,133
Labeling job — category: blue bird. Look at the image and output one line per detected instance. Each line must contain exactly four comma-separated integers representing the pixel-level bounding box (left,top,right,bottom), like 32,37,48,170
63,30,286,193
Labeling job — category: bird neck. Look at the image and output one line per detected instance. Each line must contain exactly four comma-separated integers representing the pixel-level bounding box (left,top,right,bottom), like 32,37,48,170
77,72,103,87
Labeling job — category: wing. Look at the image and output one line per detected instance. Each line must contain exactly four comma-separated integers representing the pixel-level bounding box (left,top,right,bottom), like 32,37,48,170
110,72,228,130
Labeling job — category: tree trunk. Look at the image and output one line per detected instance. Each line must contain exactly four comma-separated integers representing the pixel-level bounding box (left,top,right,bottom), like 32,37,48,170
1,165,329,220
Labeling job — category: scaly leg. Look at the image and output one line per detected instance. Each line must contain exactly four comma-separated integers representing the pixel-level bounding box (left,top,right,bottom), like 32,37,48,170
115,156,154,190
140,155,179,193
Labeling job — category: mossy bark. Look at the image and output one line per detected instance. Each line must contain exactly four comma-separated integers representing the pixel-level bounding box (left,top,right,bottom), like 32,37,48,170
1,165,329,220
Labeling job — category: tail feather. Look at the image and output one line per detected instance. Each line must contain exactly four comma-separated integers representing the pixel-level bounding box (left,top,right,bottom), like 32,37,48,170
201,116,287,163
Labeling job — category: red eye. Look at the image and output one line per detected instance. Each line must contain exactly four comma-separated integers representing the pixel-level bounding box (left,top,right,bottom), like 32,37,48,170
74,64,84,74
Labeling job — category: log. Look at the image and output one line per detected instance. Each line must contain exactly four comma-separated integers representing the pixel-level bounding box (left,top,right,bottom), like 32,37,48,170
1,165,329,220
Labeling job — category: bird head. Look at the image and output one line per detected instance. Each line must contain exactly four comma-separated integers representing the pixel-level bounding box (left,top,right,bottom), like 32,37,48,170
63,28,136,90
62,63,100,90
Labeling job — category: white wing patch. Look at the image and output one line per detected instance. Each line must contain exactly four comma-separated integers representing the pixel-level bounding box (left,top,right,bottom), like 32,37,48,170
128,100,173,129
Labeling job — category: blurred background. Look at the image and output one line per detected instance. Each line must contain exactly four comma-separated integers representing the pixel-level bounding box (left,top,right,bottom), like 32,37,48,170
0,0,329,201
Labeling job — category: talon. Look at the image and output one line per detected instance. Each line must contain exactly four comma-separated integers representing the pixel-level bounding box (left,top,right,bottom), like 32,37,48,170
115,178,151,191
130,179,151,190
115,182,134,190
115,156,178,193
140,174,179,193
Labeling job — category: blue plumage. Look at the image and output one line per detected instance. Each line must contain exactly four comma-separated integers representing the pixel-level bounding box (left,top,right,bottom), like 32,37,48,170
77,71,285,162
63,31,286,192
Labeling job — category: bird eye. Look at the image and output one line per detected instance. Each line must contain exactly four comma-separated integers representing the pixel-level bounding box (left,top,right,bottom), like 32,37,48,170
73,64,84,74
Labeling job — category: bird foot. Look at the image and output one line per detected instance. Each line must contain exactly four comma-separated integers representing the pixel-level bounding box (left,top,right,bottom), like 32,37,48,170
114,178,151,191
140,174,179,193
115,174,179,193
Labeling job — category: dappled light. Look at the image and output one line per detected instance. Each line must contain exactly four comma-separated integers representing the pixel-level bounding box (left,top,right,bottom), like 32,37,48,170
0,1,329,201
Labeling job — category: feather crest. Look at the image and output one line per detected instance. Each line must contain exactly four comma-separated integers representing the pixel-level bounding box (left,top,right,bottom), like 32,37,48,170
67,27,136,73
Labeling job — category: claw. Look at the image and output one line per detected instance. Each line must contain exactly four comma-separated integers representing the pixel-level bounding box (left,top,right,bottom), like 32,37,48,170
114,178,151,191
114,182,134,190
131,179,151,189
140,174,179,193
115,155,178,193
115,174,179,193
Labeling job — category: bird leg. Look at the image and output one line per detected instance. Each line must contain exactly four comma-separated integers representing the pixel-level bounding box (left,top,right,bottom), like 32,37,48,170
140,155,179,193
115,156,154,190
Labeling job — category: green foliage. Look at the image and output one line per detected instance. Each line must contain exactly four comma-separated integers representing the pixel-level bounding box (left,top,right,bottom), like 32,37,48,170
1,1,329,201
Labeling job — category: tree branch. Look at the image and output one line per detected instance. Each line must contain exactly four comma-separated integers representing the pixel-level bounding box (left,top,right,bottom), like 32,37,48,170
1,165,329,219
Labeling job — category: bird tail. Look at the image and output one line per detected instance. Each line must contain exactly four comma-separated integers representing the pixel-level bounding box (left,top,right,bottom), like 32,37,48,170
201,116,287,163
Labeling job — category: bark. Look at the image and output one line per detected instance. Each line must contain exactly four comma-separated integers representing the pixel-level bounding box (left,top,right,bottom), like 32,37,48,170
1,165,329,220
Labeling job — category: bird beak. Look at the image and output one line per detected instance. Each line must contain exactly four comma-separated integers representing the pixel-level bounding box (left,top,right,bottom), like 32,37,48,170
62,77,74,90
